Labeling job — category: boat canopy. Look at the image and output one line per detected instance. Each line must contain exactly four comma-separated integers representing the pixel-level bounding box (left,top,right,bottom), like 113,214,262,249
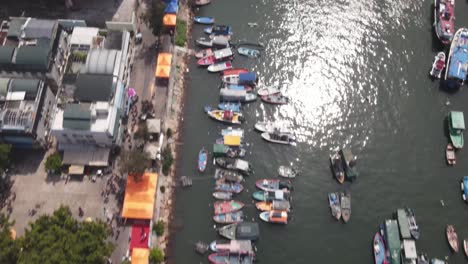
235,222,259,240
402,239,417,260
272,200,290,211
450,111,465,130
447,29,468,80
235,159,249,171
213,144,229,156
224,135,241,146
397,209,411,239
164,1,179,14
239,72,257,82
274,190,286,200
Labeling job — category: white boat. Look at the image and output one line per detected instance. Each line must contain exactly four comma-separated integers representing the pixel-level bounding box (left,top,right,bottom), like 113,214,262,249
254,121,291,134
257,87,280,96
429,52,446,79
220,89,257,103
208,62,232,73
444,28,468,89
278,166,297,178
261,132,296,145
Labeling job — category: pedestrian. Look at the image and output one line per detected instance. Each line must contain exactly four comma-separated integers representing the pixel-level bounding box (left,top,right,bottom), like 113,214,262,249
78,207,84,217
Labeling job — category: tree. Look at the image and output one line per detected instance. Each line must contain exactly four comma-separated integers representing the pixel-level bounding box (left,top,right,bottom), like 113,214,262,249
161,146,173,176
119,149,151,181
149,247,164,264
45,153,62,173
144,0,166,36
134,123,149,141
153,220,164,236
0,213,19,263
17,206,114,264
0,144,11,171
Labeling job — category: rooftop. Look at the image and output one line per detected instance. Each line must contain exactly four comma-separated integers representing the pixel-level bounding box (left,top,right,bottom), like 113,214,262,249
74,74,115,102
70,27,99,46
63,103,91,130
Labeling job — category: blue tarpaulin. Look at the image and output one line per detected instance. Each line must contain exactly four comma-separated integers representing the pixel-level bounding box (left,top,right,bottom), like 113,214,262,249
447,33,468,81
239,72,257,82
164,1,179,14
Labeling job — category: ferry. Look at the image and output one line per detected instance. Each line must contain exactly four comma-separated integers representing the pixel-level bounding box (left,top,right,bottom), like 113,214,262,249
445,28,468,89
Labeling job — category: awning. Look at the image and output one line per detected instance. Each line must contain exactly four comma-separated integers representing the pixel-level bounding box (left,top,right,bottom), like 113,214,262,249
130,223,150,251
122,173,158,219
131,248,149,264
224,135,241,146
163,14,177,27
62,148,110,166
146,118,161,134
68,165,85,175
155,53,172,79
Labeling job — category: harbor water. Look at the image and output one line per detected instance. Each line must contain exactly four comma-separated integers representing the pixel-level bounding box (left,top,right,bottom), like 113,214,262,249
173,0,468,263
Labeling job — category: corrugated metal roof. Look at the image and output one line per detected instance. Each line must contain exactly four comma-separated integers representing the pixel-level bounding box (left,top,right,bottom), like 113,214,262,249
15,45,50,71
0,78,10,100
22,19,56,39
7,17,27,38
75,74,115,102
63,103,91,130
0,47,15,64
82,49,119,75
9,79,40,100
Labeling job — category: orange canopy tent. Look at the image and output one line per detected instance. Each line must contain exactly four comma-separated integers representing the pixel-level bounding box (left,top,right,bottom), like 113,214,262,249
121,173,158,219
163,14,177,27
155,53,173,79
131,248,149,264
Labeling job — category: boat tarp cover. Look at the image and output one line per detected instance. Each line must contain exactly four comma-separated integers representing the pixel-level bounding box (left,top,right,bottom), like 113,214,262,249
397,209,411,239
213,144,229,156
224,135,241,146
164,1,179,14
402,239,417,259
236,222,259,240
447,30,468,80
274,190,285,200
385,219,401,264
239,72,256,82
450,111,465,129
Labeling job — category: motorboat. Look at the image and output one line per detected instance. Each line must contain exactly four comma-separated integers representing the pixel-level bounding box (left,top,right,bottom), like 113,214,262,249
196,36,229,48
222,72,257,86
198,48,233,66
220,89,257,103
259,210,288,224
208,61,232,73
197,56,215,66
215,182,244,194
429,52,446,79
198,148,208,172
446,224,459,252
194,16,215,25
444,28,468,89
214,168,244,183
218,222,260,241
405,208,420,240
330,151,345,184
340,191,351,223
446,143,456,165
255,200,291,212
464,239,468,258
252,190,290,201
195,48,213,58
261,132,296,145
373,232,386,264
278,166,297,178
204,25,233,36
218,102,241,112
261,93,289,105
340,149,358,181
209,240,254,255
461,176,468,202
221,127,244,138
213,211,243,224
257,87,280,96
448,111,464,149
254,121,291,134
328,192,341,220
223,68,249,76
208,252,254,264
214,201,244,215
206,109,243,125
237,47,260,58
213,192,232,200
212,144,246,159
255,179,292,192
434,0,455,45
215,158,252,175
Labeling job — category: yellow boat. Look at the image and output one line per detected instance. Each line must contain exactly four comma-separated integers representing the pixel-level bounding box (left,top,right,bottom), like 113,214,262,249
207,109,243,125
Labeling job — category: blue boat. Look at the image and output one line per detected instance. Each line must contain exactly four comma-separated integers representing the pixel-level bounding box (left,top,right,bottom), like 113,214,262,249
215,182,244,194
445,28,468,89
373,232,386,264
194,16,215,25
461,176,468,202
198,148,208,172
218,102,241,112
238,47,260,58
204,25,232,35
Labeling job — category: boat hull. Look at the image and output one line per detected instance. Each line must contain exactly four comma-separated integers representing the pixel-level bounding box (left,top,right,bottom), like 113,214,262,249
446,225,459,252
213,211,243,224
213,192,232,200
198,149,207,172
373,232,386,264
214,200,245,215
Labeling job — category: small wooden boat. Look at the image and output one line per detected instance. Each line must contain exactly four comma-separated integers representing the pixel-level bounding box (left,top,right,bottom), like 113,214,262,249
462,176,468,202
278,166,297,178
464,239,468,258
204,25,232,36
213,211,243,224
214,200,245,215
223,68,249,76
194,16,215,25
447,224,459,252
213,191,232,200
252,190,290,201
255,178,292,192
218,102,241,112
208,61,232,73
209,240,254,254
448,111,465,149
446,143,456,165
195,48,213,59
224,84,253,93
340,191,351,223
328,192,341,220
215,158,252,175
206,109,243,125
261,92,288,105
405,207,420,240
215,182,244,194
214,168,244,183
197,56,215,66
373,232,386,264
198,148,208,172
254,121,291,134
208,252,254,264
257,87,280,96
194,0,211,6
261,132,296,145
429,52,446,79
434,0,455,45
330,151,345,184
259,210,288,224
237,47,260,58
255,200,291,212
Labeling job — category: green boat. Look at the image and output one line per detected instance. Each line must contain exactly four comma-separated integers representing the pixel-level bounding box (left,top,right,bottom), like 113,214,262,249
385,219,401,264
212,143,246,158
448,111,465,149
396,209,411,239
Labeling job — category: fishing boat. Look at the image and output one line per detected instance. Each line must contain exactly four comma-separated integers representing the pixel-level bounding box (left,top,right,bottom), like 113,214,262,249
222,72,258,86
340,191,351,223
212,144,246,159
257,87,280,96
261,132,296,145
194,0,211,6
373,232,386,264
223,68,249,76
213,211,243,224
195,48,213,58
397,209,411,240
259,210,288,224
214,201,245,215
429,52,446,79
218,102,241,112
278,166,297,178
385,220,401,264
340,149,358,181
405,208,420,240
254,121,291,134
446,143,456,165
213,192,233,200
215,182,244,194
214,168,244,183
328,192,341,220
198,148,208,172
221,127,244,138
446,224,459,252
208,61,232,73
255,200,291,212
462,176,468,202
261,93,289,105
252,190,290,202
237,47,260,58
197,56,215,66
218,222,260,240
223,84,253,93
194,16,215,25
208,252,254,264
209,240,254,255
448,111,465,149
255,179,292,192
206,109,243,125
433,0,455,45
220,89,257,103
215,158,252,175
195,36,229,48
217,135,242,147
198,48,233,66
330,151,345,184
444,28,468,89
204,25,233,36
464,239,468,258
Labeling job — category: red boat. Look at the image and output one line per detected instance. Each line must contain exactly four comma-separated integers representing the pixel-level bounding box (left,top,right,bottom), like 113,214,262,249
195,48,213,59
197,56,215,66
447,225,459,252
213,200,244,215
434,0,455,45
446,143,456,165
222,68,248,76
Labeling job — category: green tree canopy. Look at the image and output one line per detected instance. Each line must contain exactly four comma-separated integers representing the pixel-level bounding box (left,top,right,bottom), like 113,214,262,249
17,206,113,264
119,149,151,181
0,213,19,263
149,247,164,264
144,0,166,36
45,153,62,173
0,144,11,171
